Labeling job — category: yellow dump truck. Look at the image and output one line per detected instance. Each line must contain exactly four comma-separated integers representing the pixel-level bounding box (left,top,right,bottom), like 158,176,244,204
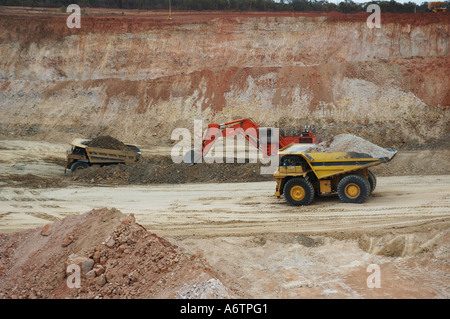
66,138,141,173
274,144,397,205
428,2,447,12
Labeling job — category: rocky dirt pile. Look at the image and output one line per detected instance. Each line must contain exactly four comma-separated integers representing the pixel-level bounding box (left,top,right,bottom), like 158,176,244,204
84,135,130,151
306,134,396,159
70,155,272,185
0,208,232,299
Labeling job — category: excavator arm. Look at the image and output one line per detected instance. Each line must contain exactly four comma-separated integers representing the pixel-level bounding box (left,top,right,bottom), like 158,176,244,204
183,118,318,165
201,118,264,152
184,118,267,165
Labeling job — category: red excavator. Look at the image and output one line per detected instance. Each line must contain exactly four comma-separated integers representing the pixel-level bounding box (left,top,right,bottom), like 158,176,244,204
184,118,318,165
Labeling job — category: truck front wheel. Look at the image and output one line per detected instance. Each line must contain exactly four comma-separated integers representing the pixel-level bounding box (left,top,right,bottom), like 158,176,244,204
70,161,89,173
283,178,315,206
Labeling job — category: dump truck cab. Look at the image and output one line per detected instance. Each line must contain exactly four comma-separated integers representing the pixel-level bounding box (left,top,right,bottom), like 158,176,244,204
274,143,397,206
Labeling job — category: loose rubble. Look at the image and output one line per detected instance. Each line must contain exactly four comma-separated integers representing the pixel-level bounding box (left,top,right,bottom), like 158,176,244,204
70,155,271,185
0,208,232,299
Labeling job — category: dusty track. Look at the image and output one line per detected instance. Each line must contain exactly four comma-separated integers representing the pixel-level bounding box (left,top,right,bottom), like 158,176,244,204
0,175,448,237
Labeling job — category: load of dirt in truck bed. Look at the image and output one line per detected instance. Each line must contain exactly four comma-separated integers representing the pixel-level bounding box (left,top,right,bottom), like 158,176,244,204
84,135,130,151
306,134,396,159
70,155,272,185
0,207,232,299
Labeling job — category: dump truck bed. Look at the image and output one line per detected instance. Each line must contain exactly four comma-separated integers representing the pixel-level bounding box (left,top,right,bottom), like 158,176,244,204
69,138,140,165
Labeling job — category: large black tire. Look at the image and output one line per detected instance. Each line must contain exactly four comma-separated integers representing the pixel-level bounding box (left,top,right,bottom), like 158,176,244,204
70,161,89,173
283,178,315,206
337,174,371,204
368,170,377,194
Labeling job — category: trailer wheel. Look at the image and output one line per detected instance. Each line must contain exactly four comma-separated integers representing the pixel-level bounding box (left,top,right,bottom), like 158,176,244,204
70,161,89,173
337,174,371,204
283,178,315,206
368,170,377,193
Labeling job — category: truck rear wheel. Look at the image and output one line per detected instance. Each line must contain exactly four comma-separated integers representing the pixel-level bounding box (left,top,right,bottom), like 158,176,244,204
283,178,315,206
70,161,89,173
337,174,371,204
368,170,377,193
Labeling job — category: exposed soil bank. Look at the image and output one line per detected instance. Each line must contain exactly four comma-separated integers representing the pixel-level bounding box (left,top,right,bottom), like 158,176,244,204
0,10,448,148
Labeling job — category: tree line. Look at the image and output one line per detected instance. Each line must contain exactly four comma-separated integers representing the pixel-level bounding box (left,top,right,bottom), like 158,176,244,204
0,0,441,14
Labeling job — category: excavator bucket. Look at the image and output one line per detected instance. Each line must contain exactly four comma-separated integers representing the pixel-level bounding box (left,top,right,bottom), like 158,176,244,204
183,148,203,166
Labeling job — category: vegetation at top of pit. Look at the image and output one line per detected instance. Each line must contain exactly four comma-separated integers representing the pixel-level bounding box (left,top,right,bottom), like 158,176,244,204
1,0,439,14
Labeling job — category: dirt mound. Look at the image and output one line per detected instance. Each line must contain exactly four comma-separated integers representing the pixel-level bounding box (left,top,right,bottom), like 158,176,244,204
306,134,396,159
70,155,272,185
0,208,231,299
84,135,130,151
